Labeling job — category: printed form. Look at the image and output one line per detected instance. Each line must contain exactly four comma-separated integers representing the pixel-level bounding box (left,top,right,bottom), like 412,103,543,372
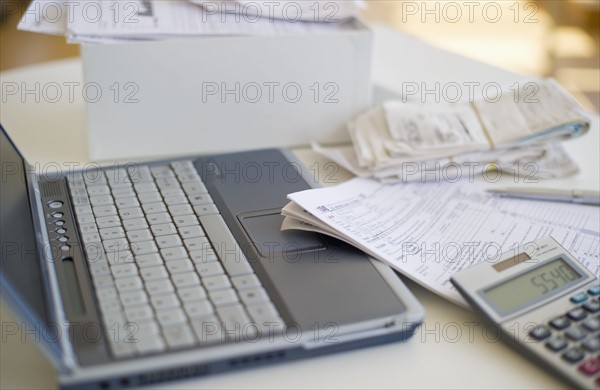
286,178,600,305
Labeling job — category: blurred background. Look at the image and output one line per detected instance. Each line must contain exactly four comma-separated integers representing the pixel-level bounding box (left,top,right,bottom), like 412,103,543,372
1,0,599,111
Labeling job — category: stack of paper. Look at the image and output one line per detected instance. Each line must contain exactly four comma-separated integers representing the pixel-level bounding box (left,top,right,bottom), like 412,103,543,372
315,78,590,182
18,0,365,43
283,178,600,305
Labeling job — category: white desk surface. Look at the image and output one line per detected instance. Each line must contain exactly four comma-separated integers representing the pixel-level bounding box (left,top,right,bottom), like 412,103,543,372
1,26,598,390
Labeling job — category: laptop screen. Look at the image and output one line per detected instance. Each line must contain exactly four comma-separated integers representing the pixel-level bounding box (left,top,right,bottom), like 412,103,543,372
0,127,51,326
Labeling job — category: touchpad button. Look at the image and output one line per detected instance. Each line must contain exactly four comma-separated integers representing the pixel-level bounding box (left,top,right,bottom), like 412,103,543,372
239,211,326,258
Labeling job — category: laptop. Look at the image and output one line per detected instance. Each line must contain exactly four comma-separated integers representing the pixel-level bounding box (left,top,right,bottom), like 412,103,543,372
0,124,424,389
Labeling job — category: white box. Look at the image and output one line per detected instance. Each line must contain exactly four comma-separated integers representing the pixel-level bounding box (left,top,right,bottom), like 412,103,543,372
81,19,372,161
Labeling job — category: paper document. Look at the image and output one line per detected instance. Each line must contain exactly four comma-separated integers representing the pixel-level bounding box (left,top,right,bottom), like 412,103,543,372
19,0,351,43
285,178,600,305
317,78,590,183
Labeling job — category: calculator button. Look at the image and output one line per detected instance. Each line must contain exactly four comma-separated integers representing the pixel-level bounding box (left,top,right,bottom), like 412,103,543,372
545,336,568,352
582,337,600,352
562,347,585,363
550,316,571,330
529,325,552,341
567,307,588,321
588,285,600,296
583,300,600,313
571,292,589,304
578,357,600,376
565,326,587,341
582,317,600,332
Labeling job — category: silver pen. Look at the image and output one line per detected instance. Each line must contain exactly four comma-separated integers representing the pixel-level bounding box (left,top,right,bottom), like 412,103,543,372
487,188,600,206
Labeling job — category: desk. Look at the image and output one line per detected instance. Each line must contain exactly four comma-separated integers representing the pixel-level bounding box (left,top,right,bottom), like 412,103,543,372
1,25,598,390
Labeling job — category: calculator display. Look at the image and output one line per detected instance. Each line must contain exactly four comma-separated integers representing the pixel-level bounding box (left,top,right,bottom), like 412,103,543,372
483,258,582,315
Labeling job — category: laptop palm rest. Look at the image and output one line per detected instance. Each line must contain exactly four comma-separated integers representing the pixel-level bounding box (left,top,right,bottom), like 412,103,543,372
195,149,407,331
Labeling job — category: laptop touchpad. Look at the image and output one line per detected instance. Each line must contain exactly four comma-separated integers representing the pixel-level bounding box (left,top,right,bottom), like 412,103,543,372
239,211,326,258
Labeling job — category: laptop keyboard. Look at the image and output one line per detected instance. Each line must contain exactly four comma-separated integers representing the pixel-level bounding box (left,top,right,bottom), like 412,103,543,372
66,160,284,358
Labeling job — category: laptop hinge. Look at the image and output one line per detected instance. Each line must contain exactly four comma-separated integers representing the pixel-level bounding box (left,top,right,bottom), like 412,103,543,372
27,165,77,372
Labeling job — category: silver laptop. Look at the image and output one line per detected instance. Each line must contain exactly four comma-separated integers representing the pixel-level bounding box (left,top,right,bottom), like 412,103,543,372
0,124,424,389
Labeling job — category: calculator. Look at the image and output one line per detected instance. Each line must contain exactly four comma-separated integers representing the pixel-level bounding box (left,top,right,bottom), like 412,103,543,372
451,236,600,389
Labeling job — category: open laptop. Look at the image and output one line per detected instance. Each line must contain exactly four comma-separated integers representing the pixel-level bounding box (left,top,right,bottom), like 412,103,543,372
0,124,424,389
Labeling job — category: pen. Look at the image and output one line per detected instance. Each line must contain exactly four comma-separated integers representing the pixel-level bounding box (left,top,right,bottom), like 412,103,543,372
487,188,600,206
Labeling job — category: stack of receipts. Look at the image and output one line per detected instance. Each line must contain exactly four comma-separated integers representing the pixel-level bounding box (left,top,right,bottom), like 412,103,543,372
282,178,600,305
315,78,590,182
18,0,364,43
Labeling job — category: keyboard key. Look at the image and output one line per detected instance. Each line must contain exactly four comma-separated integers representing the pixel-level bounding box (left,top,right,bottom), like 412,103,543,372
151,165,174,178
128,166,154,184
209,288,239,306
184,237,211,252
137,192,162,204
216,304,253,340
571,292,588,304
127,228,153,243
179,225,206,239
115,197,140,209
103,238,128,252
124,304,154,322
194,204,219,216
145,279,175,296
182,181,207,195
92,275,115,290
133,330,166,354
582,337,600,352
188,193,214,206
545,336,568,352
231,274,261,290
169,204,194,217
90,195,114,207
115,276,143,293
203,275,231,291
588,285,600,296
106,249,134,265
189,248,219,264
165,259,194,274
550,316,571,330
246,302,281,325
140,265,169,282
172,273,200,288
565,326,587,341
147,212,172,226
238,287,269,305
184,300,214,318
581,317,600,332
96,215,121,229
151,223,178,237
529,325,551,341
99,298,122,314
93,205,118,217
136,253,163,268
164,195,188,206
196,261,224,277
161,189,185,198
120,289,148,307
583,300,600,313
77,213,95,225
111,263,138,279
134,183,158,193
119,206,144,220
130,240,159,256
151,293,181,311
173,215,198,228
562,347,585,363
122,217,148,232
156,308,187,326
190,315,222,345
177,286,207,302
99,227,126,240
143,202,168,214
156,234,183,249
112,187,136,198
567,307,587,321
578,357,600,376
163,325,196,349
160,246,188,261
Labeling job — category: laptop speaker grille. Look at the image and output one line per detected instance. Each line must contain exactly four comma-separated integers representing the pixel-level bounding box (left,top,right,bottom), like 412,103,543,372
41,180,63,198
138,363,211,385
